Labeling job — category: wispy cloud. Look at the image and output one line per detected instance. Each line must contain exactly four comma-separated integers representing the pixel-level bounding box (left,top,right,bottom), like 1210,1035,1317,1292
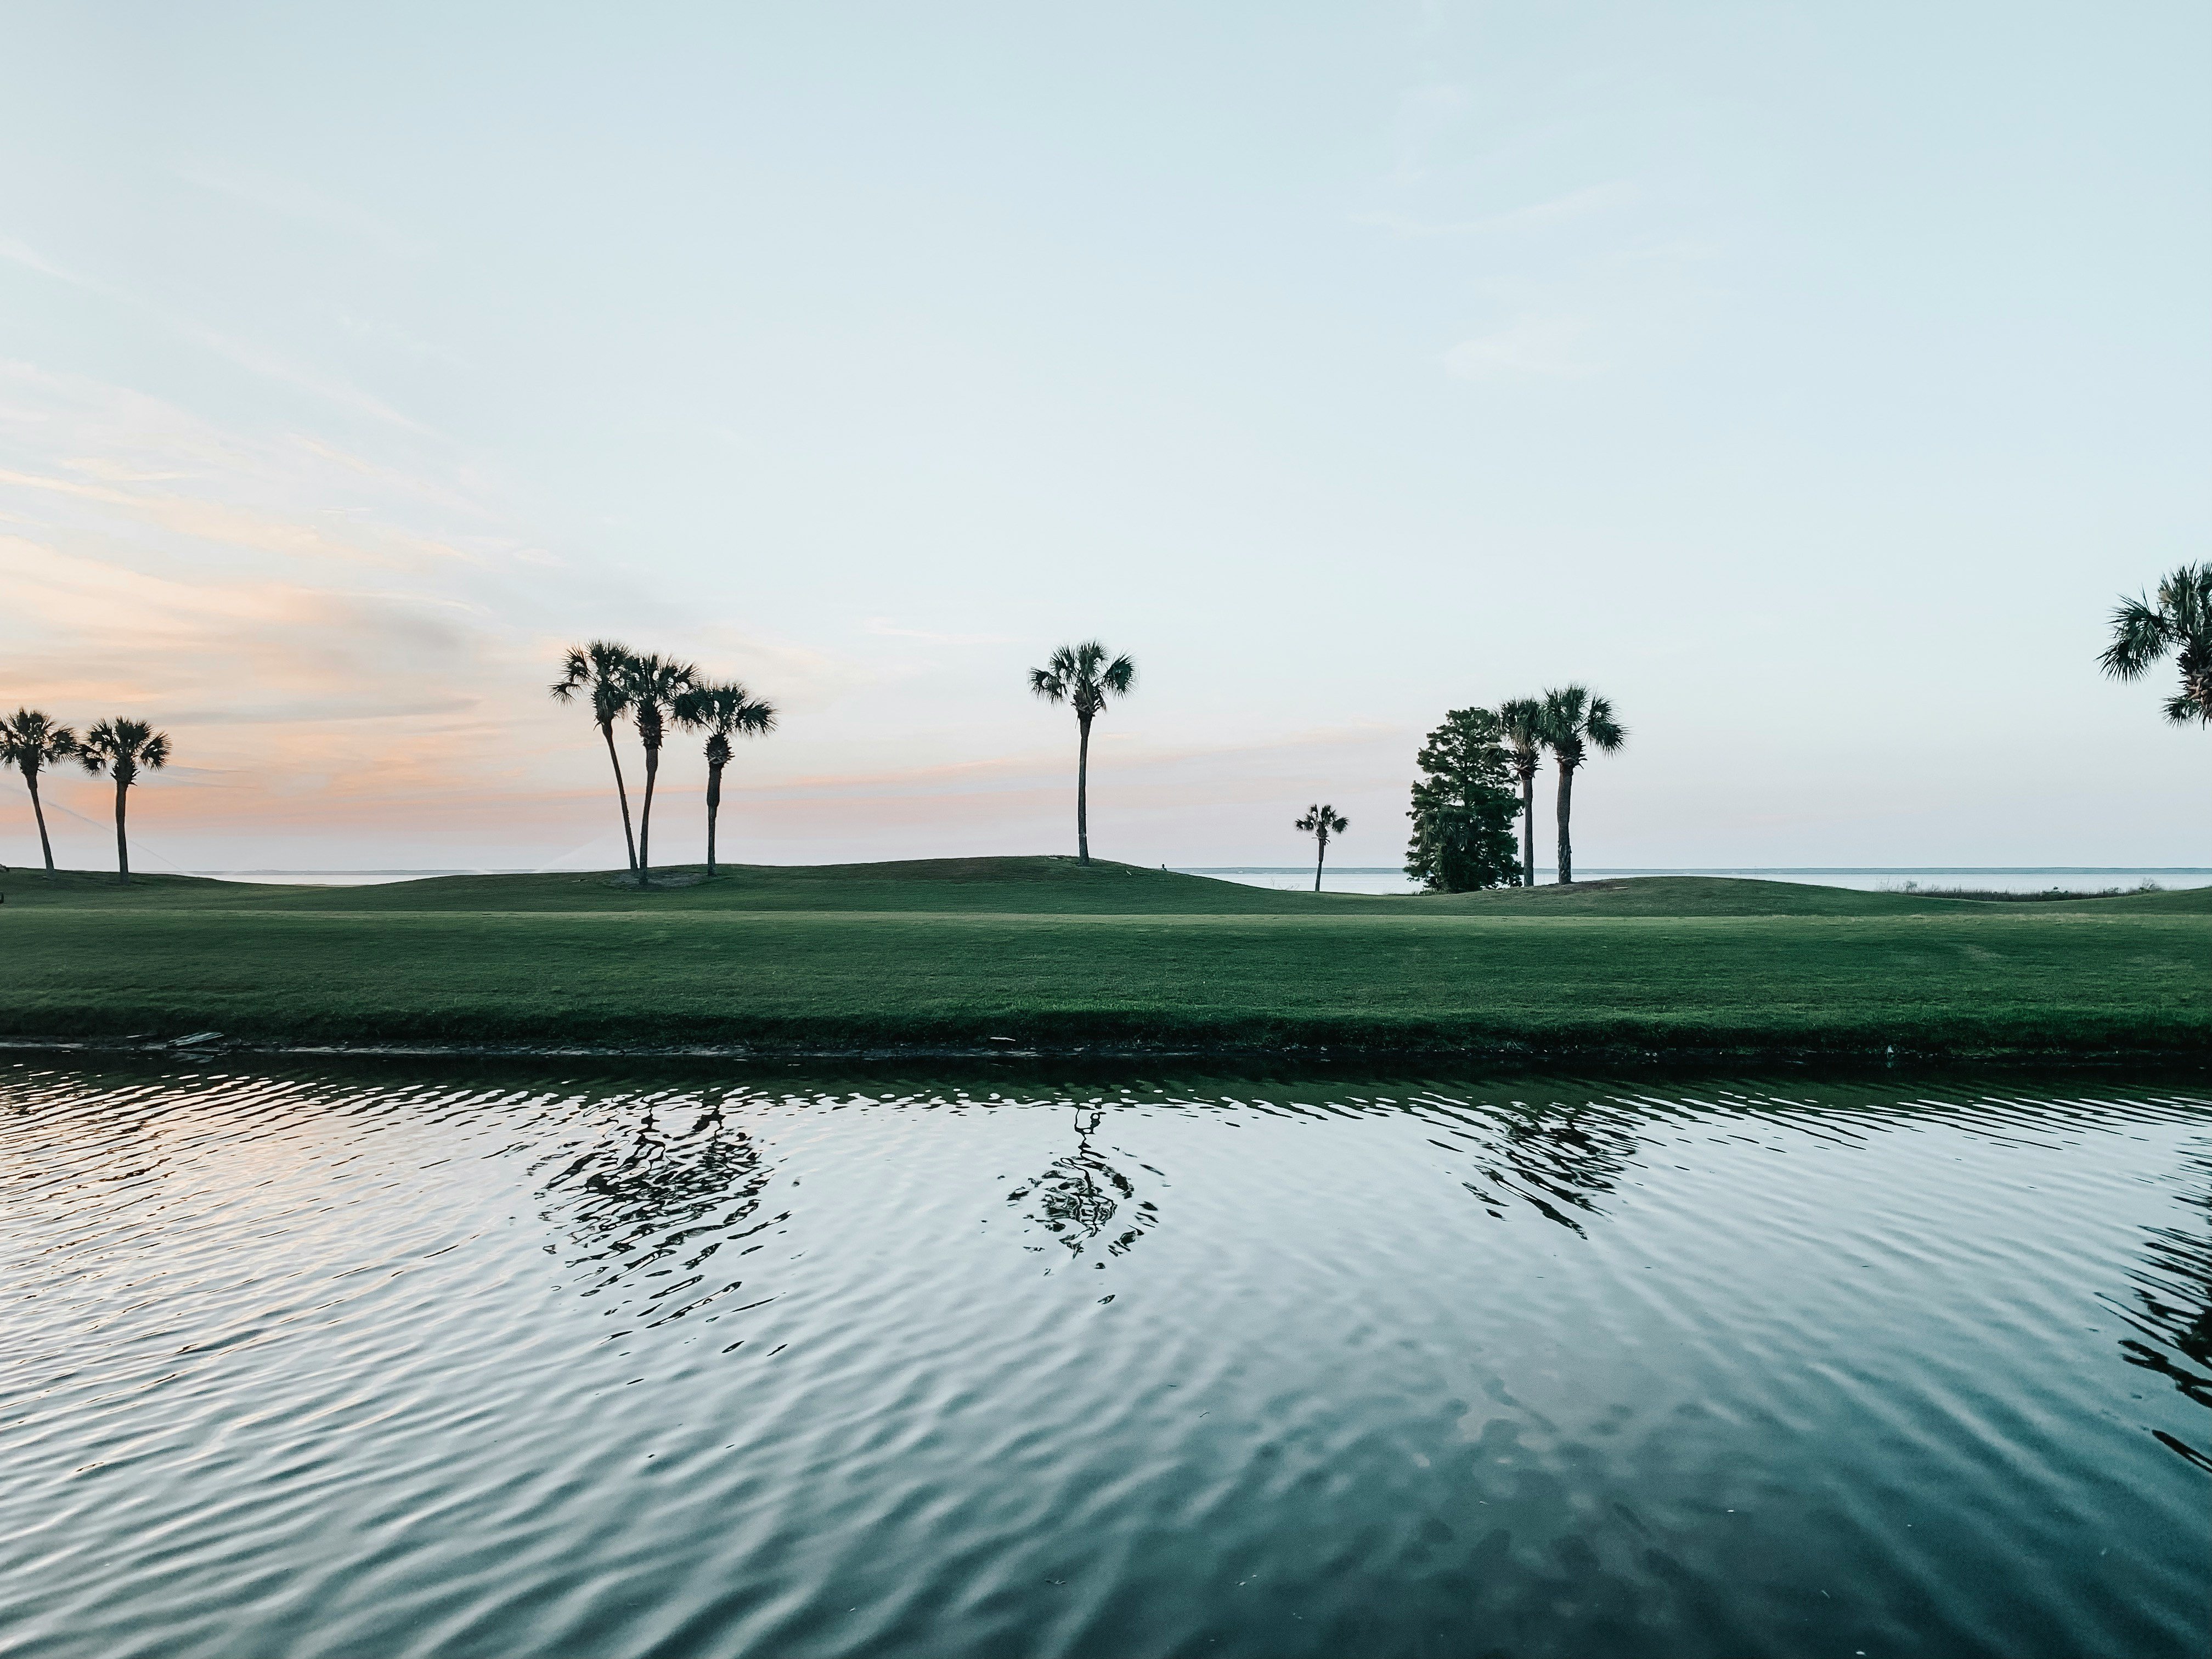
1355,181,1633,240
1442,315,1598,380
860,618,1016,646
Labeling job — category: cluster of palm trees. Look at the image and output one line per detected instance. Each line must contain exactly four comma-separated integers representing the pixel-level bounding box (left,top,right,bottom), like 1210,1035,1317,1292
551,642,777,884
1497,685,1625,884
0,709,174,883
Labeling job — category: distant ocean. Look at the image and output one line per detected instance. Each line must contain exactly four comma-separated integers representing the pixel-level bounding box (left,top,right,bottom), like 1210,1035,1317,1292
1177,867,2212,896
166,865,2212,896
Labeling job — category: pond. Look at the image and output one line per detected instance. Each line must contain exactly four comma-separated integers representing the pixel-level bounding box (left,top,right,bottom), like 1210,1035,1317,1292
3,1060,2206,1658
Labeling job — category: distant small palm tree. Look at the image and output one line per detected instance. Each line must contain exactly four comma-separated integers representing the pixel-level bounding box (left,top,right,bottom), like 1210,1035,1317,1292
673,680,777,877
76,718,171,884
1539,685,1624,886
1294,803,1348,892
1497,697,1547,885
622,652,698,885
1,709,78,879
551,641,641,873
1029,641,1136,865
2101,563,2212,726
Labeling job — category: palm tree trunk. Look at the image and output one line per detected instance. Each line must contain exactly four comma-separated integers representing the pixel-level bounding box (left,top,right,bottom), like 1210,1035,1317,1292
704,759,724,877
1555,762,1575,886
600,721,639,872
1075,714,1092,865
24,766,56,878
637,743,659,886
1519,769,1534,886
1313,832,1325,892
114,777,130,884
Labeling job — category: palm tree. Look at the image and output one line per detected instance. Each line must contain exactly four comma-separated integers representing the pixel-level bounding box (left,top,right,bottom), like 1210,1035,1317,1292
1539,685,1624,886
551,641,641,873
76,718,171,884
622,652,697,885
1497,697,1547,886
1294,803,1348,891
1028,641,1136,865
673,679,777,877
1,709,77,879
2101,563,2212,726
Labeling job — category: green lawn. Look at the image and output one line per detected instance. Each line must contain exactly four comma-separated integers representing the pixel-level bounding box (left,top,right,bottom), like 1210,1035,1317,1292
3,857,2205,1057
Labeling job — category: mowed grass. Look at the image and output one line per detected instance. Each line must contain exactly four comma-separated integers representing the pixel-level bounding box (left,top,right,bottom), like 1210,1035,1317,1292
2,857,2205,1054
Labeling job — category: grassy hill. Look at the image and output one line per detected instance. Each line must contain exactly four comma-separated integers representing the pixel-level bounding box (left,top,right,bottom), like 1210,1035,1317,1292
2,859,2204,1058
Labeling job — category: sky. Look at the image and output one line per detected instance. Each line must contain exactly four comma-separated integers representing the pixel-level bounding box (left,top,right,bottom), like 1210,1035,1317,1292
2,2,2207,874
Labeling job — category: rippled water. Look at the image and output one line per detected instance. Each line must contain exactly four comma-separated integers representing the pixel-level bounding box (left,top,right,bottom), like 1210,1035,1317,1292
4,1063,2207,1658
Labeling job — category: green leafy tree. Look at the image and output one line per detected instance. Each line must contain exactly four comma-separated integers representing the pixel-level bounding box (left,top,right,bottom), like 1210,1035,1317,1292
1,708,77,879
673,680,777,876
551,641,641,873
1404,708,1521,893
1294,803,1348,891
622,652,698,885
1540,685,1625,886
2101,563,2212,726
1497,697,1547,886
1028,641,1136,865
76,718,171,884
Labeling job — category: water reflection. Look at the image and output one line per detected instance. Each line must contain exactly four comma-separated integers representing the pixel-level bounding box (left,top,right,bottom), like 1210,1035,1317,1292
2108,1142,2212,1470
1428,1094,1644,1235
1003,1104,1162,1263
533,1089,783,1324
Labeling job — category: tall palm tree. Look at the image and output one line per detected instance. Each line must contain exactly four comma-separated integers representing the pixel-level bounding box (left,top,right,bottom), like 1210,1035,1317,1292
1,709,77,879
76,718,171,884
551,641,641,873
1028,641,1136,865
2101,563,2212,726
1539,685,1624,886
1497,697,1547,886
1294,803,1348,892
622,652,697,885
673,679,777,877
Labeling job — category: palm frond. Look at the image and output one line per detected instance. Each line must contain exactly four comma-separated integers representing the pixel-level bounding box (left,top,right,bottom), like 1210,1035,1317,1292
2100,596,2170,681
0,708,77,769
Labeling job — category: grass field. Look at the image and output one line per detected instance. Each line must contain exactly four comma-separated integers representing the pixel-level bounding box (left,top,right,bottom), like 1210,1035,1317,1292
2,857,2205,1057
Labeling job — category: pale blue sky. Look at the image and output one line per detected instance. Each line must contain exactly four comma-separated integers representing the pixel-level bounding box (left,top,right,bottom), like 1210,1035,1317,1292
3,3,2206,871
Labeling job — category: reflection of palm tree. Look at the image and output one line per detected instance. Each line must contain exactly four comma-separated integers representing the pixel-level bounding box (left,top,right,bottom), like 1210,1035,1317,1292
1442,1099,1641,1235
1003,1105,1160,1262
534,1093,782,1325
2107,1144,2212,1470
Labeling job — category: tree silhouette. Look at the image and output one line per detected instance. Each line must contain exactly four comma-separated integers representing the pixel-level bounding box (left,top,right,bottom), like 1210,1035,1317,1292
1497,697,1547,886
76,718,171,884
1295,803,1348,891
2101,563,2211,727
1404,707,1521,892
1002,1106,1161,1265
1028,641,1136,864
2105,1144,2212,1471
551,641,642,873
0,709,77,879
674,680,777,876
621,652,698,885
1539,685,1625,886
534,1093,783,1329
